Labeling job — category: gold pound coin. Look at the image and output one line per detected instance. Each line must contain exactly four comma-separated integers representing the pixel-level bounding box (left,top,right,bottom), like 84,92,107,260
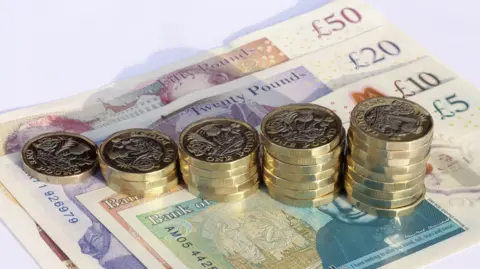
347,188,426,217
108,177,178,197
106,169,178,191
264,164,339,182
184,172,259,195
181,166,258,187
263,151,338,174
180,160,256,178
264,169,338,191
99,129,178,182
347,131,431,159
265,177,338,199
179,117,259,170
345,181,424,208
347,155,427,178
261,104,343,157
187,181,259,202
349,97,433,150
268,188,339,207
346,169,425,192
21,132,98,184
345,178,424,200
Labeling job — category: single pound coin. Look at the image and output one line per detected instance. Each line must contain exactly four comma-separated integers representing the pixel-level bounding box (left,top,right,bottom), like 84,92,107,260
21,132,98,184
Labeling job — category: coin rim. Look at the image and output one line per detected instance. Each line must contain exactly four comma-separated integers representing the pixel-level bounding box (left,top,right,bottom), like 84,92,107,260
346,188,426,217
108,175,179,197
345,168,425,191
263,150,339,174
263,169,338,190
187,181,259,202
345,182,425,208
268,188,339,207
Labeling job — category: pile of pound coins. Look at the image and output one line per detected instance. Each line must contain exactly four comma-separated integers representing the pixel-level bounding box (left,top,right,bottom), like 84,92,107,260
98,129,180,197
179,117,260,202
346,97,433,217
260,104,345,207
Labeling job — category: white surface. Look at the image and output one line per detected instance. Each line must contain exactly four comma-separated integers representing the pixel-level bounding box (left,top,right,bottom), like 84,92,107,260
0,0,479,268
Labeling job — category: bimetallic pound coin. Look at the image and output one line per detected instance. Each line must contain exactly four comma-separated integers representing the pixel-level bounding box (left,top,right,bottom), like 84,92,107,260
179,117,259,170
346,169,425,191
264,164,339,182
265,177,338,199
261,104,343,157
187,181,259,202
263,169,338,191
21,132,98,184
263,151,338,174
99,129,178,182
268,188,339,207
350,97,433,150
346,189,426,217
345,182,424,208
184,172,259,196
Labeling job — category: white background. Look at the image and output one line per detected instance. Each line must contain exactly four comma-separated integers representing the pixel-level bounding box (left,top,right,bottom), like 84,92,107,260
0,0,479,268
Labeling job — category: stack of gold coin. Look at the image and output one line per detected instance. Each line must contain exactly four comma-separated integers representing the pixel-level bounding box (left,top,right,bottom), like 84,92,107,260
346,97,433,217
260,104,344,207
99,129,179,197
179,117,260,202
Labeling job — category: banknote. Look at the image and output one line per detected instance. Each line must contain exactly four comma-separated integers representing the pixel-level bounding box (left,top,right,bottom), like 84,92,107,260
0,0,387,157
84,25,429,139
79,186,463,269
0,184,76,269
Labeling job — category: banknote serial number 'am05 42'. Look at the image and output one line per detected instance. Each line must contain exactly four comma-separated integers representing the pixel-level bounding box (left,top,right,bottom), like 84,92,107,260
164,226,219,269
30,177,79,224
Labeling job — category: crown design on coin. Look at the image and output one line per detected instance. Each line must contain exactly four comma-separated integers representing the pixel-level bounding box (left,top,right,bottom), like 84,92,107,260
186,122,245,157
265,110,336,143
108,137,165,172
364,100,422,137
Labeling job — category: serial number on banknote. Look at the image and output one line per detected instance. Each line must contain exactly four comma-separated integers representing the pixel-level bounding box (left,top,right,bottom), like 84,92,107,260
165,226,219,269
31,178,79,224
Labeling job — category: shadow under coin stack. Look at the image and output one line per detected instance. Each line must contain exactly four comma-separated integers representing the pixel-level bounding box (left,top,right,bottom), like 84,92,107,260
261,104,344,207
179,117,260,202
346,97,433,217
99,129,179,197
